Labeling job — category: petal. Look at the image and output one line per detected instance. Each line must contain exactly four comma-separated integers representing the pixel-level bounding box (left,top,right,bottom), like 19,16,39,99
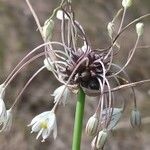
31,121,41,132
0,99,7,122
53,121,57,139
0,84,5,98
42,129,50,141
0,109,13,132
62,87,70,106
52,85,65,97
36,128,44,140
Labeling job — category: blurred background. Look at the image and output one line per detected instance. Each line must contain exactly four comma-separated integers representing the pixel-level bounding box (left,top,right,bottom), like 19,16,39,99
0,0,150,149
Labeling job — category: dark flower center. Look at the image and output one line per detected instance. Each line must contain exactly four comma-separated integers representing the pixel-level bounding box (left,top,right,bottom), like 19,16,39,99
61,49,109,90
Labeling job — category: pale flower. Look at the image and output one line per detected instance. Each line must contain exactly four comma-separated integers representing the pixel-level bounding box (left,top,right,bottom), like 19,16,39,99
0,98,7,122
0,109,13,132
28,111,57,142
51,85,71,106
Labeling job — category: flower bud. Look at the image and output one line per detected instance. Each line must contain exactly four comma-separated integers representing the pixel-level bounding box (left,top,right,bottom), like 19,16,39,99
43,57,54,71
136,22,144,37
130,109,141,128
56,10,69,20
86,113,98,136
107,22,115,38
42,19,54,41
122,0,132,8
91,130,108,149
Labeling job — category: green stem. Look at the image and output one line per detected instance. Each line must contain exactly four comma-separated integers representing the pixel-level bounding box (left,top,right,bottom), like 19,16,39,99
72,88,85,150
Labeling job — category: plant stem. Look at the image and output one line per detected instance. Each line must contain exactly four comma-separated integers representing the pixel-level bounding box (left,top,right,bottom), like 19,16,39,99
72,88,85,150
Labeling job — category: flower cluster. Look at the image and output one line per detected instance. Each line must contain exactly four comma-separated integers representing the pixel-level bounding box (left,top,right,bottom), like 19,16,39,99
0,0,150,149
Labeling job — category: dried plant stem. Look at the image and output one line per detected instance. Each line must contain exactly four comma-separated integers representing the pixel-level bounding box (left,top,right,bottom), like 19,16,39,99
72,88,85,150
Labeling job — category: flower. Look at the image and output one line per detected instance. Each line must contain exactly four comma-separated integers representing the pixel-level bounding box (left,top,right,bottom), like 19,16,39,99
52,85,71,106
28,111,57,142
0,109,13,132
0,98,7,122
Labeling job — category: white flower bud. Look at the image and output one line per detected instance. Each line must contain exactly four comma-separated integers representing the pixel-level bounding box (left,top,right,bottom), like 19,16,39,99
130,109,141,128
107,22,115,38
136,22,144,37
86,113,98,136
122,0,132,8
91,130,108,149
43,57,54,71
42,19,54,41
56,10,69,20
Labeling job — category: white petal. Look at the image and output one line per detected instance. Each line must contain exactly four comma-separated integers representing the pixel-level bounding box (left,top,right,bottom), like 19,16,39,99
0,98,7,122
42,129,50,141
0,84,5,98
36,128,44,140
0,109,13,132
52,85,70,105
53,120,57,139
31,121,41,132
52,85,65,103
52,85,65,96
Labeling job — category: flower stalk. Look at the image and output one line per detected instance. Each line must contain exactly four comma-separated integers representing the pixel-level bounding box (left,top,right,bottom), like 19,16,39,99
72,88,85,150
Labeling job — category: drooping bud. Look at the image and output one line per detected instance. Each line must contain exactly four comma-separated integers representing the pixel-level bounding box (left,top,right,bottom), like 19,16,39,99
91,130,108,149
86,113,99,136
107,22,115,38
130,109,141,128
136,22,144,37
43,57,54,71
42,19,54,41
122,0,132,8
